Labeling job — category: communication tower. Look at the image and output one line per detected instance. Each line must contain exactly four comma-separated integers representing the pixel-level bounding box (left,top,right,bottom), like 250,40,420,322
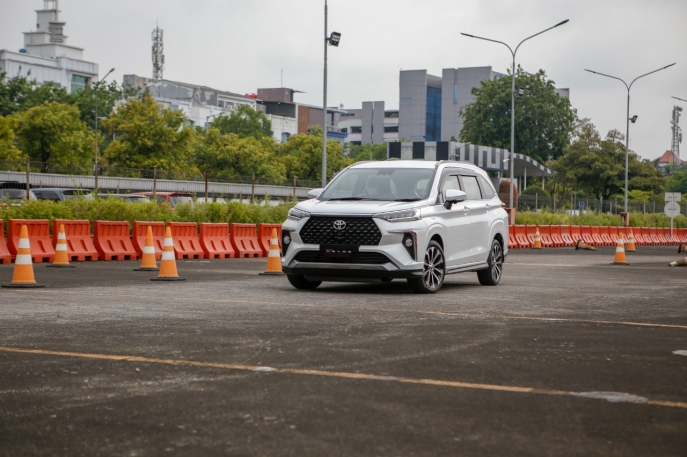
672,96,686,164
152,24,164,81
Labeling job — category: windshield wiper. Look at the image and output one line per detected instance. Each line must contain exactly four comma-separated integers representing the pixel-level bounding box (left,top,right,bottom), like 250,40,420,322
326,197,370,201
393,198,421,202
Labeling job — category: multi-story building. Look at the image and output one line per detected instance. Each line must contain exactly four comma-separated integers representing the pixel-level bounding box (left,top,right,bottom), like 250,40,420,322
0,0,99,93
335,101,399,145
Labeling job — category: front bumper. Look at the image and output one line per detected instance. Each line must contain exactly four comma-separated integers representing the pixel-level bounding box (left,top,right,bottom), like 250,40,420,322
283,260,423,279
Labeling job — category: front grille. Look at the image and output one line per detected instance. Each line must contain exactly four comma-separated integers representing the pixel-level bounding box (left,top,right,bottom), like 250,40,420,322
299,217,382,246
294,250,391,264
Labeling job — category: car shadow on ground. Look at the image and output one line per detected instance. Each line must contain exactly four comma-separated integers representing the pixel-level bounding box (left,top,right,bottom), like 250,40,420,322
292,280,480,295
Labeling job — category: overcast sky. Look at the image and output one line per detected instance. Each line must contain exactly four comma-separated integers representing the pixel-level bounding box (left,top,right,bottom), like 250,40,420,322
1,0,685,160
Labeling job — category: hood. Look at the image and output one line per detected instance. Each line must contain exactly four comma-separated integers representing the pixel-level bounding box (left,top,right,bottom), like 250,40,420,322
295,198,427,216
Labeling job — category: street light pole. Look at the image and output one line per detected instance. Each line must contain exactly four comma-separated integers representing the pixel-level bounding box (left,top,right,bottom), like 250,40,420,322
585,63,675,212
94,67,115,193
461,20,568,212
322,0,328,189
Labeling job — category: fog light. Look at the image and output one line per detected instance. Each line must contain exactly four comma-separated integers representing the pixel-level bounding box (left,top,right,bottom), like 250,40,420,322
402,233,416,260
404,238,413,248
283,235,291,245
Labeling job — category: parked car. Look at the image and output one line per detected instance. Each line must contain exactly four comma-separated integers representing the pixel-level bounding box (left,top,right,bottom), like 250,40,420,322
196,197,227,204
1,188,37,205
97,193,151,203
280,160,509,293
33,188,93,202
133,192,194,207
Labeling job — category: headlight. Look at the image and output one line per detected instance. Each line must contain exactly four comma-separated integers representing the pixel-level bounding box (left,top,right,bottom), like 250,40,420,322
372,208,420,222
287,207,311,221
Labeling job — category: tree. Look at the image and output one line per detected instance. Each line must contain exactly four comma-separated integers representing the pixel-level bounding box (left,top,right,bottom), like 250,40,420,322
66,80,122,132
11,102,95,165
548,121,664,200
346,143,387,162
0,115,23,161
194,128,285,180
666,168,687,193
209,105,273,140
279,126,351,182
460,67,577,164
0,73,68,116
102,93,197,172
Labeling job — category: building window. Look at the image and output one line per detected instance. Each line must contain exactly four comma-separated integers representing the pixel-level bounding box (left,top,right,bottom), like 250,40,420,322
281,132,291,143
351,126,362,134
340,128,348,133
384,126,399,133
70,74,88,93
218,100,225,108
425,87,442,141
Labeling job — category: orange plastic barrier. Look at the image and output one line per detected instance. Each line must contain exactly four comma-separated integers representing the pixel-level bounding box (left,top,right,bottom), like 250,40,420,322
169,222,205,260
230,223,262,258
133,221,165,260
665,227,678,244
569,225,582,244
538,225,554,248
0,219,13,264
258,224,283,257
590,226,605,246
580,226,595,245
648,227,661,245
598,226,613,246
549,226,565,247
525,225,538,247
51,219,99,262
559,225,574,247
608,226,619,244
513,225,530,248
94,221,138,261
678,228,687,243
641,227,653,245
507,225,519,249
656,228,669,245
632,227,646,245
200,223,235,259
8,219,55,263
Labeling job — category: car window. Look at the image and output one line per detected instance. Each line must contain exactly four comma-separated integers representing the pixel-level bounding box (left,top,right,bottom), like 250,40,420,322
0,189,26,200
320,167,435,201
441,175,461,193
477,176,496,199
461,175,483,200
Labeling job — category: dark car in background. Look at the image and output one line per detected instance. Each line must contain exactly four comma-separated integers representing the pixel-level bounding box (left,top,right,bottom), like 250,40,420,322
33,188,92,202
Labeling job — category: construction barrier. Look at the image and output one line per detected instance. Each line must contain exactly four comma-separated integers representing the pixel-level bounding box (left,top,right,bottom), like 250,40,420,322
513,225,529,248
656,228,668,245
580,226,596,246
94,221,138,261
133,221,165,260
52,219,99,262
525,225,538,247
634,227,649,246
258,224,283,257
8,219,54,263
665,227,679,244
168,222,205,260
538,225,554,248
648,227,661,245
559,225,575,247
570,225,582,245
590,226,605,246
200,223,235,259
679,228,687,243
507,225,519,249
599,226,613,246
230,223,262,258
549,225,564,247
0,219,13,264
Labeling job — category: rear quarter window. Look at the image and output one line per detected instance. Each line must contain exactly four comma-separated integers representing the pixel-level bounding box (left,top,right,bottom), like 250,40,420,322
477,176,496,199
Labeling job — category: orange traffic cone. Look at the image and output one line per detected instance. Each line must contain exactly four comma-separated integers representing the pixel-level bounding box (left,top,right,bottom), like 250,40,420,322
670,257,687,266
151,226,185,281
626,230,636,252
576,239,597,251
134,225,159,271
47,224,75,268
532,226,542,249
2,225,45,288
611,233,628,265
259,228,284,275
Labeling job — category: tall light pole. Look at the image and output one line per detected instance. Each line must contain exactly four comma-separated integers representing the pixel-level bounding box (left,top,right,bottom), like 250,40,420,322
461,20,569,212
585,63,675,212
94,67,115,192
322,0,341,188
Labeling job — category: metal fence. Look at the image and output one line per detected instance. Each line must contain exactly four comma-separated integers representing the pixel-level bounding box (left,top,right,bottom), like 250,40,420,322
0,159,321,189
516,194,682,215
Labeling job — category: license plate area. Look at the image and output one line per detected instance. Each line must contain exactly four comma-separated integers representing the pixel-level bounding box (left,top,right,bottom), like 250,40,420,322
320,244,359,259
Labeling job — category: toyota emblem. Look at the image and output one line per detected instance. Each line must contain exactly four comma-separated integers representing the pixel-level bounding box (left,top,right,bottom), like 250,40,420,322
333,220,347,230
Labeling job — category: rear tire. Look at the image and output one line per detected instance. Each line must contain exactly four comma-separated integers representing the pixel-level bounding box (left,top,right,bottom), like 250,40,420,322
408,240,445,293
286,275,322,290
477,239,503,286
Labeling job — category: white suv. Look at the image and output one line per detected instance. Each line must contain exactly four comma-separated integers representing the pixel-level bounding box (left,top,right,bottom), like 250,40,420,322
281,160,509,293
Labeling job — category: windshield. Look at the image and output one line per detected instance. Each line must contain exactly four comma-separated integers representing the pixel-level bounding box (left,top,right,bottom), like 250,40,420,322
0,189,28,200
320,167,435,201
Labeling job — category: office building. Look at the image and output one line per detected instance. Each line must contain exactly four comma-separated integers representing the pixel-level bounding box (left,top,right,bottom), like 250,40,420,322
335,101,399,145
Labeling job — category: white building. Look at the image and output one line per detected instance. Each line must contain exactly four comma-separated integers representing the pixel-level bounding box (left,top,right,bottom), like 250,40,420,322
0,0,99,93
335,101,399,145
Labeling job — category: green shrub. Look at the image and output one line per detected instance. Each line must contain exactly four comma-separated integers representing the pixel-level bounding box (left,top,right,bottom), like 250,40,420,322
515,210,687,228
520,186,551,197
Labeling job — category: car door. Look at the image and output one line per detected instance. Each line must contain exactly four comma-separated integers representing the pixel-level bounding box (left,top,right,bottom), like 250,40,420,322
429,171,473,267
458,172,489,263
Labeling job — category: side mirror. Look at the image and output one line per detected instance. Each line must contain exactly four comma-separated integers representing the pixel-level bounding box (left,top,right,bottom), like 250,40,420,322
444,189,467,209
307,188,324,199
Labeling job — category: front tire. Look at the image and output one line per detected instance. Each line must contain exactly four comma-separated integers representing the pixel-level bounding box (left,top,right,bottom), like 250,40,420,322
286,275,322,290
477,239,503,286
408,240,445,293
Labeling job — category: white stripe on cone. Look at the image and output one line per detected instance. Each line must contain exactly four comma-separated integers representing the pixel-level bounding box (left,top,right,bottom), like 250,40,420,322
56,244,67,251
143,246,155,254
15,254,32,265
163,238,173,247
268,250,280,258
161,251,175,261
18,238,30,249
58,232,66,240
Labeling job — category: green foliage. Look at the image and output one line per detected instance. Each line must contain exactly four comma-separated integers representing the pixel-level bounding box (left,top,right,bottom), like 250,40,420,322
11,102,95,164
194,128,285,179
665,168,687,193
514,210,687,228
66,80,122,132
1,198,294,233
0,115,22,160
520,186,550,197
460,67,577,163
347,143,388,162
209,105,273,140
548,120,664,201
279,126,352,182
0,73,69,116
102,93,197,172
628,190,652,203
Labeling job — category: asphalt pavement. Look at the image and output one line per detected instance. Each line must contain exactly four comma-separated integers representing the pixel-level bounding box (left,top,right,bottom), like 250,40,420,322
0,246,685,456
